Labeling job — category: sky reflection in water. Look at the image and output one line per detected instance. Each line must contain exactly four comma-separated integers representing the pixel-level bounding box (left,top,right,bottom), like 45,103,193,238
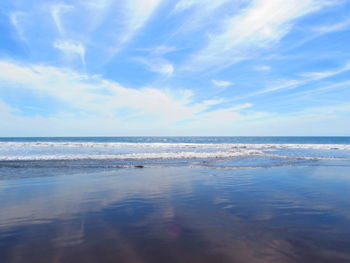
1,165,350,263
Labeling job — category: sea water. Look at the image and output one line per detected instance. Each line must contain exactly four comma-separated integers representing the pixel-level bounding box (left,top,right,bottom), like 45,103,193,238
1,137,350,262
1,136,350,164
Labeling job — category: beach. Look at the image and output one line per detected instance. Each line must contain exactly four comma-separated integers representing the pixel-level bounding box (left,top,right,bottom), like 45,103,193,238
2,0,350,261
1,137,350,262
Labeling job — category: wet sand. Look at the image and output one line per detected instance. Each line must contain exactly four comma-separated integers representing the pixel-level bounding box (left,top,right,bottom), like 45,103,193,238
1,165,350,263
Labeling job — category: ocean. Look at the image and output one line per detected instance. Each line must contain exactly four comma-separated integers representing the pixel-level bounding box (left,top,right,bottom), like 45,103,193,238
1,137,350,262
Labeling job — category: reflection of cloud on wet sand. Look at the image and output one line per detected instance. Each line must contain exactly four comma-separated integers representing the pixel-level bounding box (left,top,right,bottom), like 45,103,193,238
0,168,195,228
1,166,350,262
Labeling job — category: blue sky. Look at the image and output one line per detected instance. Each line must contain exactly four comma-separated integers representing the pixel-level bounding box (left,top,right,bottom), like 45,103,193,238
0,0,350,136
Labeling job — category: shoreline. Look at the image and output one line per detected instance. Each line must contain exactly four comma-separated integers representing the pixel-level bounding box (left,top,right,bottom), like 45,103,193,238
1,165,350,262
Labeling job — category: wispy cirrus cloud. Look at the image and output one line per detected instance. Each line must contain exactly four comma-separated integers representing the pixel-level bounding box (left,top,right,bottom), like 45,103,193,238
173,0,231,13
48,0,164,62
9,12,27,41
136,57,174,75
212,79,233,87
1,0,349,136
152,45,177,55
228,103,350,136
53,39,86,66
170,0,234,37
113,0,164,51
233,61,350,100
283,80,350,101
184,0,335,71
312,17,350,33
254,65,271,71
299,62,350,79
173,0,200,12
50,3,74,36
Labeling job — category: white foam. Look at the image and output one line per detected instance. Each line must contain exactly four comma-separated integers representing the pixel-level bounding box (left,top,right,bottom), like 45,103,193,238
1,142,350,162
1,142,350,150
0,149,264,161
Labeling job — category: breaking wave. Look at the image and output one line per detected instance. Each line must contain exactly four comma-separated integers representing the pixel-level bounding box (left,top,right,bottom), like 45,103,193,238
0,150,263,161
1,142,350,162
1,142,350,150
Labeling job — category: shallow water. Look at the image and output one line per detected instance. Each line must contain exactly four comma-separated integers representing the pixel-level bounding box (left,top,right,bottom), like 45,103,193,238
1,165,350,263
1,137,350,262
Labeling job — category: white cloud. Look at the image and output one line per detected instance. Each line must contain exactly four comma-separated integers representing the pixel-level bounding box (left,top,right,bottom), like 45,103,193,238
54,39,86,66
50,4,74,36
181,103,350,136
115,0,164,49
254,65,271,71
170,0,234,37
235,79,305,100
9,12,27,41
174,0,230,13
49,0,164,58
255,103,350,135
2,61,348,136
184,0,333,71
231,103,350,136
185,103,256,124
289,80,350,99
312,17,350,33
153,45,177,55
0,60,224,121
234,61,350,100
173,0,199,12
0,60,264,135
212,79,233,87
299,62,350,79
136,57,174,75
156,63,174,75
83,0,114,10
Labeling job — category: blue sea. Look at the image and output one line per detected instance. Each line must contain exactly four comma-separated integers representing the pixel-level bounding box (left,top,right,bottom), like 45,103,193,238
1,136,350,173
1,136,350,144
1,137,350,262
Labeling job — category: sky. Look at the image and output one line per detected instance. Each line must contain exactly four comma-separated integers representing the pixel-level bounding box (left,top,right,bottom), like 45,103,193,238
0,0,350,136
